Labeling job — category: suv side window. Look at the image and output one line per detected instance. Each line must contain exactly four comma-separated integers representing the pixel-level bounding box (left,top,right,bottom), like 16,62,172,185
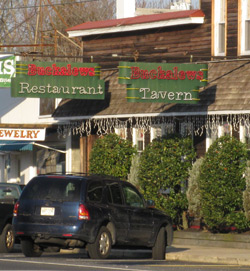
106,182,123,205
122,184,144,208
87,181,103,203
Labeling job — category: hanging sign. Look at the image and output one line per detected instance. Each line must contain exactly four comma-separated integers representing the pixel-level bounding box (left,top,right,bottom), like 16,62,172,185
0,55,15,88
118,62,208,103
11,61,105,99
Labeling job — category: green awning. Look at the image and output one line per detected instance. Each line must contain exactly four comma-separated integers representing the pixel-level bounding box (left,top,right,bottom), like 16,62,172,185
0,141,33,151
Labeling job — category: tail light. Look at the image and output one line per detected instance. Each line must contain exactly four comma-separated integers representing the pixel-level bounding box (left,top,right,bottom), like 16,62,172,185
13,201,20,217
78,204,90,220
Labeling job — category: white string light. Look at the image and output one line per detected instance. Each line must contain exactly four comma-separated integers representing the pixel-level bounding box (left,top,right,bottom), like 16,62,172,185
57,114,250,139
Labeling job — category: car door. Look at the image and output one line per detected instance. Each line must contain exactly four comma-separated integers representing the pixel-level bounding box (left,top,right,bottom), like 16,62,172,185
105,181,130,244
121,183,154,246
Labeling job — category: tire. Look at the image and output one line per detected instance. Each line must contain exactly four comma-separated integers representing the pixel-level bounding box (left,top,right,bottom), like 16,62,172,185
152,227,166,260
0,224,15,253
21,238,43,257
87,226,112,259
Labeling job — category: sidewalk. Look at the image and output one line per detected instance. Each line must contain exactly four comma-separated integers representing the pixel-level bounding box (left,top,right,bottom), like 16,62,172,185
167,245,250,266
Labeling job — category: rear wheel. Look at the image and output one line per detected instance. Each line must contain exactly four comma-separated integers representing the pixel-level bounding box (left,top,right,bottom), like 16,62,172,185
21,238,43,257
0,224,15,253
87,226,112,259
152,227,166,260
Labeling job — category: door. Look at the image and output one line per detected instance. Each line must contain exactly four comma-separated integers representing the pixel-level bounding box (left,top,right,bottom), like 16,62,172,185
121,183,154,246
105,181,130,244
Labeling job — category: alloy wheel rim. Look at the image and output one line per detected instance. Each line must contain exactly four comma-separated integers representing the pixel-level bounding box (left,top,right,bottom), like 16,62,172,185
99,232,110,255
6,230,14,249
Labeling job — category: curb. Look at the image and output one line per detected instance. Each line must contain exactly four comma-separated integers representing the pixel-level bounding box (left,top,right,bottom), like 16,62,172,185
167,245,250,266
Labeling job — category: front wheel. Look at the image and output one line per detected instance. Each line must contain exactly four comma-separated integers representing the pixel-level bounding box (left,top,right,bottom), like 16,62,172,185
152,227,166,260
21,238,43,257
87,226,112,259
0,224,15,253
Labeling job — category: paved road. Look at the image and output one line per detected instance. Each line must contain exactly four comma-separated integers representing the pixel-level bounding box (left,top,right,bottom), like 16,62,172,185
0,249,249,271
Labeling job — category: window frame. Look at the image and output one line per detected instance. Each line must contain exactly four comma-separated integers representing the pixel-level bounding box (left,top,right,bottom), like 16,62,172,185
206,122,232,151
133,128,145,152
115,127,127,140
212,0,227,56
240,124,250,149
239,0,250,55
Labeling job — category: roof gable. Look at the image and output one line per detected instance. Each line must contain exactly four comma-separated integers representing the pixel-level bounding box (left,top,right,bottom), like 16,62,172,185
67,9,205,38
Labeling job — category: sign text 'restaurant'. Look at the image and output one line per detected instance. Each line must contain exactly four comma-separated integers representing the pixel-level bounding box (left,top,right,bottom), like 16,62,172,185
11,61,105,100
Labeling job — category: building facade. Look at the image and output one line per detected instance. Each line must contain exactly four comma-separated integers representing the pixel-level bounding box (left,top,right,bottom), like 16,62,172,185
51,0,250,172
2,0,250,181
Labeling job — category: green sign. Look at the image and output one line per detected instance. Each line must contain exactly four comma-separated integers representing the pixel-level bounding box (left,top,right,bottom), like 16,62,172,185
11,61,105,99
0,55,15,87
118,62,208,103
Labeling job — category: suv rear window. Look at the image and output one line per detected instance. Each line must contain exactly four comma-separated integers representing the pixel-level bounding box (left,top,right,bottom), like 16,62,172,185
21,177,82,202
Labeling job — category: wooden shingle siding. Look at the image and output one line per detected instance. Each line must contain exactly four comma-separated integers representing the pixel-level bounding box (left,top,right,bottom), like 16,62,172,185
81,6,212,67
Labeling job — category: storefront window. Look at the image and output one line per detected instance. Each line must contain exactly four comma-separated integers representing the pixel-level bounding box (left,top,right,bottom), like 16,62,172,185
37,149,65,174
151,123,175,142
222,123,232,136
151,126,162,141
180,123,193,137
245,130,250,149
206,127,218,150
133,128,144,152
163,123,175,136
240,125,250,149
206,123,232,150
115,128,127,140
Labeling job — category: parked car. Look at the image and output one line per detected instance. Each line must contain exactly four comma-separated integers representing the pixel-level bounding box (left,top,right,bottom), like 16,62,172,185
0,183,23,252
13,174,173,259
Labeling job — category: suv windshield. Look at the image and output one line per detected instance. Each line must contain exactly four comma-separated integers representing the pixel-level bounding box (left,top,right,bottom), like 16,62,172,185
21,177,82,202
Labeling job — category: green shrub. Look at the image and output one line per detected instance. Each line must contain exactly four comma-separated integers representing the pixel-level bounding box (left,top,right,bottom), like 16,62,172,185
186,157,204,218
138,135,195,228
89,133,136,180
199,135,248,232
243,161,250,220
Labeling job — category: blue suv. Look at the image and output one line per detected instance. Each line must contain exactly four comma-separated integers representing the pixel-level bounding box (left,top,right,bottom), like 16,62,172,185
13,174,173,259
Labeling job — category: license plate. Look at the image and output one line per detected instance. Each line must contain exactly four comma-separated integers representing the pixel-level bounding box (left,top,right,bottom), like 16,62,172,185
40,207,55,216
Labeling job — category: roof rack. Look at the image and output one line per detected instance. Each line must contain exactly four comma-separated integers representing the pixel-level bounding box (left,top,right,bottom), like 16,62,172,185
38,172,89,176
37,172,124,181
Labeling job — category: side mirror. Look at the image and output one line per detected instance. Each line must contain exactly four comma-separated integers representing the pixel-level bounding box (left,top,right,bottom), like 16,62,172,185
146,199,155,208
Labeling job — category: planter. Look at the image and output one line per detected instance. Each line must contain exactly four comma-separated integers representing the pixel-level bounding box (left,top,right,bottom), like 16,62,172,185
173,230,250,249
